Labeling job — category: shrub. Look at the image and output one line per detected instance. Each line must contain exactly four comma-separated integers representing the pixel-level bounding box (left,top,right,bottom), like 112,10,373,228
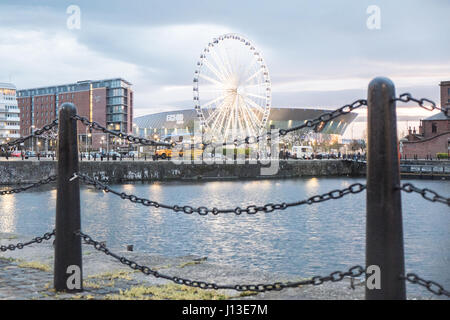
436,153,448,159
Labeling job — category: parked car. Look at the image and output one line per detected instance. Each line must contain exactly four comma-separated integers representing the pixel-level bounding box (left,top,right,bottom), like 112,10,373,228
127,151,138,158
291,146,313,159
10,150,22,157
25,151,37,157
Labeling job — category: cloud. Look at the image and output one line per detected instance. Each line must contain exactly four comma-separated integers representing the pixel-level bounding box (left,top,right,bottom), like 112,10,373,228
0,28,141,88
0,0,449,132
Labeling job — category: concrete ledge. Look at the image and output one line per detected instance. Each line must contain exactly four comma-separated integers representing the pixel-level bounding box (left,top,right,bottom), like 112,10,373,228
0,160,363,185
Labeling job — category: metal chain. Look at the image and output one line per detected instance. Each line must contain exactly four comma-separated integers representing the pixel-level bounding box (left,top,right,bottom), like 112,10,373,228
73,172,366,216
0,230,55,252
279,99,368,136
400,273,450,297
0,175,58,195
0,119,59,150
393,93,449,115
72,115,172,147
198,99,368,149
398,183,450,206
77,229,364,292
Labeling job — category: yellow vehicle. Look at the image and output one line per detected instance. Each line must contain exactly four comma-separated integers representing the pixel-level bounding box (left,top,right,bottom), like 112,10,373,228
154,147,178,160
153,144,204,160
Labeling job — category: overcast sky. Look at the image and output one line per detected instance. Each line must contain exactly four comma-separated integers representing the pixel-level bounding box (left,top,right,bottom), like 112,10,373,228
1,0,449,138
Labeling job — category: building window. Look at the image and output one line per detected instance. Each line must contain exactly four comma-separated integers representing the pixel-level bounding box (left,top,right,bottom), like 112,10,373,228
431,123,437,134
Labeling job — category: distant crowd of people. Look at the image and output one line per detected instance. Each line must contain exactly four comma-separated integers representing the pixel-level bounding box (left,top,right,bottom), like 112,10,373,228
278,150,367,161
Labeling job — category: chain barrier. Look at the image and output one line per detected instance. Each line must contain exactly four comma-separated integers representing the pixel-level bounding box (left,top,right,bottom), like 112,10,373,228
77,230,365,292
71,115,172,147
398,183,450,206
199,99,368,149
0,175,58,195
400,273,450,298
393,93,449,116
0,119,58,151
0,230,55,252
72,172,366,216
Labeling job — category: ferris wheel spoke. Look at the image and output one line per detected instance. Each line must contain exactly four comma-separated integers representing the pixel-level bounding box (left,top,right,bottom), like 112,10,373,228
199,73,223,86
242,97,264,126
210,98,231,135
238,96,256,137
221,47,236,80
241,56,259,81
244,68,263,83
203,59,228,83
223,94,238,140
202,95,225,109
243,82,266,89
209,49,232,80
206,103,226,125
245,106,263,131
245,92,267,101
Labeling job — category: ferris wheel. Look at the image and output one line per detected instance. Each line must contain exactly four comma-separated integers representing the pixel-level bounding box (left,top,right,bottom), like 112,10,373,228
193,33,271,143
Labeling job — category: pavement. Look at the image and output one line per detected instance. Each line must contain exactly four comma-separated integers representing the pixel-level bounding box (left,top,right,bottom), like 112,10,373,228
0,231,440,300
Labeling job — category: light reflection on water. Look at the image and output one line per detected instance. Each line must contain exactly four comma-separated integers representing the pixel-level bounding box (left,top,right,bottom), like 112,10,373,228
0,177,448,297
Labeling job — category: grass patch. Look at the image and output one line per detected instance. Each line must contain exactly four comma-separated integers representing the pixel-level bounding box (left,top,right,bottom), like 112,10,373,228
238,291,259,297
105,283,230,300
87,270,133,281
18,261,52,272
178,260,203,268
0,256,18,263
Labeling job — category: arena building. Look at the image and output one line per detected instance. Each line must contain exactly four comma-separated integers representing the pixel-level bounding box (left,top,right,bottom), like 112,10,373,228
133,107,358,143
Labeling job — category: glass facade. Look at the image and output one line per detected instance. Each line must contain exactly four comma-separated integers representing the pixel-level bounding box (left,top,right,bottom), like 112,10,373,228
0,83,20,144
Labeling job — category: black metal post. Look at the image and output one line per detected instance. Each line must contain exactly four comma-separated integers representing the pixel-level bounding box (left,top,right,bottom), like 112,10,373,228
366,77,405,299
54,103,83,292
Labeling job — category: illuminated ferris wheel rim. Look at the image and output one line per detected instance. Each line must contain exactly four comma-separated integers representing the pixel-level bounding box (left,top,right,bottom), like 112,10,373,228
193,33,272,143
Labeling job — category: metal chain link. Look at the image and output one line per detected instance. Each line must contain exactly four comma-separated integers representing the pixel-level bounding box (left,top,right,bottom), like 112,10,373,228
198,99,368,149
398,183,450,206
77,229,364,292
72,115,172,147
279,99,368,136
0,230,55,252
0,119,59,150
73,172,366,216
393,93,448,115
400,273,450,297
0,175,57,196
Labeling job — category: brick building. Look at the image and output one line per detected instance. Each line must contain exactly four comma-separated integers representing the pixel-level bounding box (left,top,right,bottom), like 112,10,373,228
401,81,450,159
17,78,133,152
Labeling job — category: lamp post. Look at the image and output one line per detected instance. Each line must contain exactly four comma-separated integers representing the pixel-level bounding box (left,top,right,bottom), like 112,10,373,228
87,132,92,160
101,136,105,154
30,125,35,152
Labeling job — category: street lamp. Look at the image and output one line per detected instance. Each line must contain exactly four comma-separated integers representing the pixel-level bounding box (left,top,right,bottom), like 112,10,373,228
101,136,105,154
30,125,35,152
87,132,92,159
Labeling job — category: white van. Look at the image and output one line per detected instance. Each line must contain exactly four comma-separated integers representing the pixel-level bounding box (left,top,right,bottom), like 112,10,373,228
292,145,313,159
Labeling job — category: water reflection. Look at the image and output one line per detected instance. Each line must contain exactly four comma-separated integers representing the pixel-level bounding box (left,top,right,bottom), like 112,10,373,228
0,177,448,296
0,195,16,233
